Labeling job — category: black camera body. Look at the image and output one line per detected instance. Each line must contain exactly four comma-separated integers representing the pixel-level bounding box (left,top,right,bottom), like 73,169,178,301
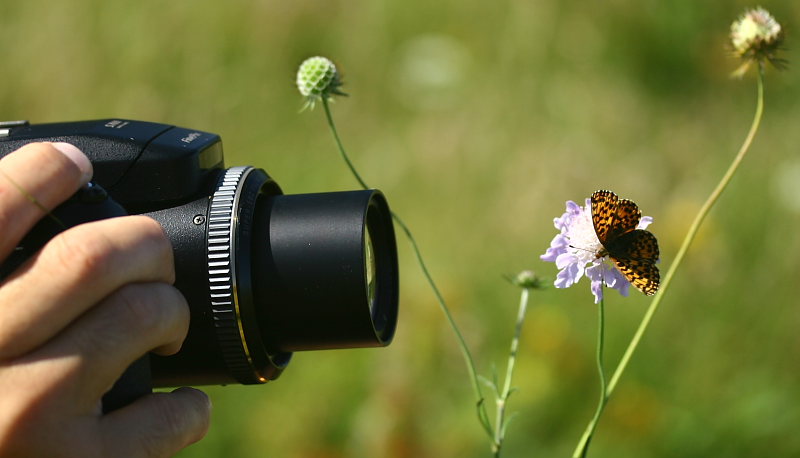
0,119,398,409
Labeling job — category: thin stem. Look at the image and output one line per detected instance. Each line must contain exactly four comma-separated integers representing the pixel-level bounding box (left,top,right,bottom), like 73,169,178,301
605,63,765,397
391,213,488,425
492,287,531,457
319,97,490,432
322,98,369,190
572,294,607,458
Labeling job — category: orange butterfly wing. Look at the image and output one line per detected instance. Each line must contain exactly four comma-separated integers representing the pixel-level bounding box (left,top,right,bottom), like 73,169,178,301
591,190,660,296
591,190,617,244
608,230,660,296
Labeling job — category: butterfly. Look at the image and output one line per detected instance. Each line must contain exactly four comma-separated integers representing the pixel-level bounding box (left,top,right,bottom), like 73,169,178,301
590,190,660,296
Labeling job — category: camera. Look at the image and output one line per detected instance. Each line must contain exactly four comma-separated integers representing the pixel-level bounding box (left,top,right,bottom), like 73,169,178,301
0,119,399,409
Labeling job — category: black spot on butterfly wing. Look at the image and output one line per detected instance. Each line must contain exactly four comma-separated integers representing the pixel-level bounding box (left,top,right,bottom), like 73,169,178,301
605,229,659,261
608,199,641,241
613,258,660,296
606,230,660,296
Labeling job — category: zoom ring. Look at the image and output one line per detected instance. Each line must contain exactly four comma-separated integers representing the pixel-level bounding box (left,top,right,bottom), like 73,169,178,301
206,166,258,383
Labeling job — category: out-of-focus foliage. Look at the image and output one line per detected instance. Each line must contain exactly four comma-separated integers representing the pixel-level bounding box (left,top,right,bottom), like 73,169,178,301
2,1,799,456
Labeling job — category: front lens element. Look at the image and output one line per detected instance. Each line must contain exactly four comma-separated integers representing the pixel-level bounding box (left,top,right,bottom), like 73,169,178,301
365,227,377,315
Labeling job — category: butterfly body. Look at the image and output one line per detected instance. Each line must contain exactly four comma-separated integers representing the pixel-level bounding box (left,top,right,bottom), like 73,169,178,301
590,190,660,296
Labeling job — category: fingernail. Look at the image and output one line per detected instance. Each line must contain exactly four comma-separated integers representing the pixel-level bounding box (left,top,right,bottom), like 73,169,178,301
51,142,93,184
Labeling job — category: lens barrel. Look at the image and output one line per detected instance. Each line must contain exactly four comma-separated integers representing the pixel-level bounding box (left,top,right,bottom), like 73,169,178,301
149,166,398,386
254,188,398,353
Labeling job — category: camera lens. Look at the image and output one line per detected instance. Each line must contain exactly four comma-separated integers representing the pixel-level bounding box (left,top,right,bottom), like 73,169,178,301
253,185,399,353
148,166,399,386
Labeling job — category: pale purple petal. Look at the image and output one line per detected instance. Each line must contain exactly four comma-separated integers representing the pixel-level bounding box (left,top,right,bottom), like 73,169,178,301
553,200,581,230
585,263,602,282
566,200,582,214
540,248,559,262
590,280,604,303
551,234,569,249
540,234,569,262
615,279,631,297
585,263,605,303
602,264,631,297
554,263,580,288
555,252,577,269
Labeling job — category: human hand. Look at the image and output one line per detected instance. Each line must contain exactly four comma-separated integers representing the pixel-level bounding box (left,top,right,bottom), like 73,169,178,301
0,142,211,457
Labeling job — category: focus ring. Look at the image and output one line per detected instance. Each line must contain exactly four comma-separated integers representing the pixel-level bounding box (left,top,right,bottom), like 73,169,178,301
206,166,260,383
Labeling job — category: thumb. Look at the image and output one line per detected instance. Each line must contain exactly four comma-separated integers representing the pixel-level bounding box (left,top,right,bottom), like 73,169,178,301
100,387,211,457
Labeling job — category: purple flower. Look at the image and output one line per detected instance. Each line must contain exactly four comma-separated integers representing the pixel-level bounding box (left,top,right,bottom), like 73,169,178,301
540,198,653,303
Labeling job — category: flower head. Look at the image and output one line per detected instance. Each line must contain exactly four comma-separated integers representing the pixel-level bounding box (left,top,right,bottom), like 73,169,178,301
730,7,785,77
508,270,547,290
540,198,654,303
296,56,346,110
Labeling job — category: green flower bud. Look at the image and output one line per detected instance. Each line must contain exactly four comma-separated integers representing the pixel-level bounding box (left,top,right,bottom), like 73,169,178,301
508,270,546,290
296,56,346,110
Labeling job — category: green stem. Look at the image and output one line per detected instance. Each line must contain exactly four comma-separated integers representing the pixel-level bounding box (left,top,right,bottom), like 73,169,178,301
320,97,490,433
572,294,607,458
391,212,489,428
322,98,369,190
492,287,531,457
575,64,766,450
605,63,765,398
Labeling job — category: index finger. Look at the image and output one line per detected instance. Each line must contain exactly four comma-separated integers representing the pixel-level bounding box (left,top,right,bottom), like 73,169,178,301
0,142,93,260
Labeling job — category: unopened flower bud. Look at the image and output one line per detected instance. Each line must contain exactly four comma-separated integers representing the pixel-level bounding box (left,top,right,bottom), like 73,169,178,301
296,56,346,110
509,270,546,290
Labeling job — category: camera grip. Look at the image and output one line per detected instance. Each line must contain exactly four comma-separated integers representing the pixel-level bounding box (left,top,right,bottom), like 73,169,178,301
0,184,153,412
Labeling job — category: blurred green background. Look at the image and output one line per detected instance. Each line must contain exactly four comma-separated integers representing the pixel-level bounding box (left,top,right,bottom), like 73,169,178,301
2,1,799,456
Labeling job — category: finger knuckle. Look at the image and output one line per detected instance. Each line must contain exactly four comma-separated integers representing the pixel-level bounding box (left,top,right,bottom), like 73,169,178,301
45,216,173,284
2,142,78,190
114,284,189,353
0,143,74,235
70,284,182,358
22,142,64,160
115,285,166,333
64,284,186,369
127,216,175,282
129,215,169,245
49,226,117,281
9,143,69,171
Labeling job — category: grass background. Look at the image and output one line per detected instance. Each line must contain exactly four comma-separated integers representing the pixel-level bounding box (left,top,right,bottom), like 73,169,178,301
2,1,800,456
